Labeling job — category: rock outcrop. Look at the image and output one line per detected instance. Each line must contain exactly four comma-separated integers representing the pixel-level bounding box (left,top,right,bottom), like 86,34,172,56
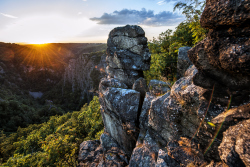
188,0,250,106
218,119,250,167
78,1,250,166
78,133,129,166
78,25,151,166
106,25,151,88
177,46,192,79
98,25,151,156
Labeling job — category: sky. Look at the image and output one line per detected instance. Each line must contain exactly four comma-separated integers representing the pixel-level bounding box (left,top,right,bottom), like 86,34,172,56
0,0,185,44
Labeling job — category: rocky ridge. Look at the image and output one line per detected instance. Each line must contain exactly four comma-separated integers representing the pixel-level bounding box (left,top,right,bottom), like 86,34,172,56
78,1,250,166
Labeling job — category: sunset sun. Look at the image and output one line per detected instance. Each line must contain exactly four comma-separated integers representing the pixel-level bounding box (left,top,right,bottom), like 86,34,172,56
27,39,53,44
28,39,53,44
24,33,56,44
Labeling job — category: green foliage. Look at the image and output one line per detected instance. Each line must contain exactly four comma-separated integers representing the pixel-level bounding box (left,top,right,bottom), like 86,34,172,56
0,43,105,166
188,14,207,45
0,43,105,134
144,52,177,83
174,0,207,45
0,85,66,133
78,96,103,140
0,96,103,166
144,23,193,83
172,22,194,47
174,0,205,21
0,83,69,133
144,0,207,83
40,80,88,112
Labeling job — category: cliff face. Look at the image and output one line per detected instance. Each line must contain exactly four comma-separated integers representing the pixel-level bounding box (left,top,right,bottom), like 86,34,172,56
78,1,250,166
63,52,106,102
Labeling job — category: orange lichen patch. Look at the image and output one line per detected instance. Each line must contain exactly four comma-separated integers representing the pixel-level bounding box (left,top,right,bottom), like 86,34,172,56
182,85,188,90
99,92,104,98
99,68,105,72
179,99,186,106
155,92,163,96
178,140,185,146
182,147,198,156
151,152,156,161
187,162,197,167
136,144,143,148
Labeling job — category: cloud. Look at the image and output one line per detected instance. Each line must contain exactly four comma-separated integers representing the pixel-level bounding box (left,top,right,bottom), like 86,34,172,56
156,0,185,5
90,8,184,27
82,0,87,1
0,13,18,19
157,1,166,5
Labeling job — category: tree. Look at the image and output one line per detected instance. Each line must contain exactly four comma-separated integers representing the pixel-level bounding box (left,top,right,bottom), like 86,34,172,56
174,0,205,20
144,0,207,83
174,0,207,45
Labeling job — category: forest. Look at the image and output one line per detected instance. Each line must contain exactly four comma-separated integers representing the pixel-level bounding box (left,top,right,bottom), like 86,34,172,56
0,0,207,166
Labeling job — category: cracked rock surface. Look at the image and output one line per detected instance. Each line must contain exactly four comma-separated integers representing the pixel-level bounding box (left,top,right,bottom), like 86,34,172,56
218,119,250,167
188,0,250,106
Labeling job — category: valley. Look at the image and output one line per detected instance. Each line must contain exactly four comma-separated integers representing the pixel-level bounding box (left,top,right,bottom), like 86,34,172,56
0,42,106,133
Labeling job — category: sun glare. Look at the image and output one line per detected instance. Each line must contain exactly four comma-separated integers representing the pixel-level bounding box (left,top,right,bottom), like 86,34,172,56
27,39,53,45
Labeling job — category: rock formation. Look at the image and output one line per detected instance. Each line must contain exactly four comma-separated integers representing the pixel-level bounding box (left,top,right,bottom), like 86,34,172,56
177,46,192,79
188,0,250,106
99,25,151,155
106,25,151,88
218,119,250,167
78,1,250,166
78,25,151,166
